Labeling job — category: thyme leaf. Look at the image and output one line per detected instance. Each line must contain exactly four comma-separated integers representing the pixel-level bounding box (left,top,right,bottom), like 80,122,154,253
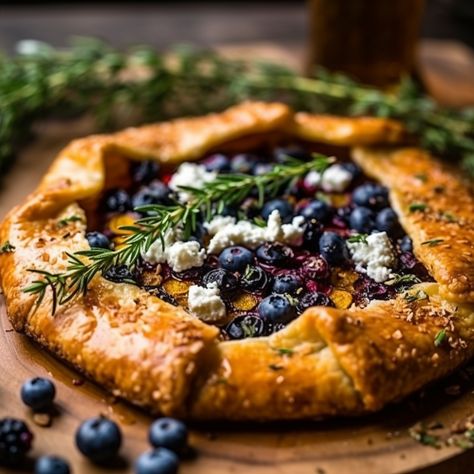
0,241,15,254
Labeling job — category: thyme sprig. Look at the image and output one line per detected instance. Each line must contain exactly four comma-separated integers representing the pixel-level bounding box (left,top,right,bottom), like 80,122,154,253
24,154,331,313
1,38,474,177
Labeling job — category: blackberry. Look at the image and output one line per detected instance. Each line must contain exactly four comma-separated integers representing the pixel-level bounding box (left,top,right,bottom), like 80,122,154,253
0,418,33,463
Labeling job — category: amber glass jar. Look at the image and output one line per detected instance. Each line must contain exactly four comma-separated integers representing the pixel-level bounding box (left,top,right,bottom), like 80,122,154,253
307,0,425,86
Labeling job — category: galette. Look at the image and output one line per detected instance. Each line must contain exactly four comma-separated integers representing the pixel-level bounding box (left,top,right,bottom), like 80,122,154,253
1,102,473,420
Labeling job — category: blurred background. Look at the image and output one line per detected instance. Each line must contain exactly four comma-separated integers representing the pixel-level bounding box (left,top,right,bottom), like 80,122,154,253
0,0,473,52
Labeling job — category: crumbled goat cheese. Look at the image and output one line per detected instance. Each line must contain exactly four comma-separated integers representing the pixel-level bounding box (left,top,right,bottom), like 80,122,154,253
321,164,353,192
203,215,236,234
206,210,305,254
303,170,322,188
168,162,216,201
347,231,396,283
143,229,205,272
188,283,226,322
165,241,206,273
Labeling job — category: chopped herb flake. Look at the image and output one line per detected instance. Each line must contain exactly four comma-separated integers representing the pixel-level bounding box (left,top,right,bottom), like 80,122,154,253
252,216,267,228
0,241,15,254
347,233,368,244
409,427,441,448
404,290,428,303
275,348,294,356
421,238,444,247
434,329,447,347
57,215,82,228
385,273,421,287
440,212,457,223
409,203,428,213
414,173,428,182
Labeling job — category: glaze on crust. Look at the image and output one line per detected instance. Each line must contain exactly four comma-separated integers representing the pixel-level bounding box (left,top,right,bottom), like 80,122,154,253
1,102,473,420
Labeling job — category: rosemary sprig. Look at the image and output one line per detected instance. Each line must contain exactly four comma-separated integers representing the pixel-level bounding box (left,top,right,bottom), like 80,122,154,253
1,38,473,177
24,154,331,312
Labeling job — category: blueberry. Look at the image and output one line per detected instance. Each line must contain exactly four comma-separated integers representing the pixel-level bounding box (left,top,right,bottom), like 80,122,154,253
340,162,361,180
240,266,273,293
230,153,257,174
302,219,322,250
256,243,293,266
20,377,56,411
86,231,110,249
0,418,33,463
225,314,268,339
352,183,388,209
400,235,413,252
336,206,353,224
75,417,122,463
349,207,375,233
300,255,329,280
218,246,254,272
149,418,188,454
132,160,160,184
319,232,349,265
135,449,179,474
258,294,297,324
202,268,238,294
272,273,302,295
299,200,332,223
252,162,273,176
261,199,293,223
103,188,131,213
202,153,231,173
297,292,333,313
132,182,172,209
375,208,400,234
35,455,71,474
104,265,135,284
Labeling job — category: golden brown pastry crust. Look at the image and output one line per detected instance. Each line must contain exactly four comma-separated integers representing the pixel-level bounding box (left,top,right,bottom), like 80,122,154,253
1,102,473,420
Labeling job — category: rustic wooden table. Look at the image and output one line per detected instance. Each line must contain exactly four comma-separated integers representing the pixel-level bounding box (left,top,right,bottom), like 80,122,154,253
0,6,473,473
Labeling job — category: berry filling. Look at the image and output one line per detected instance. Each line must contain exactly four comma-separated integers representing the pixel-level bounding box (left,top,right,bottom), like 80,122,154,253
91,146,433,340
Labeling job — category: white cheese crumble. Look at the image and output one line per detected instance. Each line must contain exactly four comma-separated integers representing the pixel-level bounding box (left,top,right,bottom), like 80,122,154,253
206,210,305,254
187,283,226,322
303,170,322,188
321,164,353,192
143,229,205,272
168,162,216,201
347,231,396,283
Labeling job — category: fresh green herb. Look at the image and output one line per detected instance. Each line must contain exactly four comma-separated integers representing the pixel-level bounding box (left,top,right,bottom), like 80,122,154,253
241,322,257,338
57,215,82,228
347,233,368,244
1,38,473,178
252,216,267,228
439,212,457,223
414,173,428,183
268,364,284,371
434,329,447,347
408,202,428,213
404,289,428,303
421,238,444,247
409,426,441,448
0,241,15,254
24,154,331,313
274,348,294,356
385,273,421,287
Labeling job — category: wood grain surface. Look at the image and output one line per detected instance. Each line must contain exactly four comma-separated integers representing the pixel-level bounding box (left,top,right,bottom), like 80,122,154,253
1,43,474,473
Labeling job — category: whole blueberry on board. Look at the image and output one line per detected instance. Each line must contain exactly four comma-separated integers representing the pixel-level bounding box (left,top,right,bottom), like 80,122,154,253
132,182,172,209
75,417,122,463
202,153,231,173
35,455,71,474
296,292,334,313
258,294,297,324
20,377,56,411
319,232,349,265
375,208,400,235
135,448,179,474
272,273,302,295
218,246,254,272
148,418,188,454
256,243,293,266
0,417,34,463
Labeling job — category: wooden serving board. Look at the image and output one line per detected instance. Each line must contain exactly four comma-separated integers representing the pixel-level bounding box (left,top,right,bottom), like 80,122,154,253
1,42,474,473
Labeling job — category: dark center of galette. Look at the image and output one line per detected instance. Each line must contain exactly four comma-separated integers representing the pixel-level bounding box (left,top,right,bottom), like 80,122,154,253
88,146,432,340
